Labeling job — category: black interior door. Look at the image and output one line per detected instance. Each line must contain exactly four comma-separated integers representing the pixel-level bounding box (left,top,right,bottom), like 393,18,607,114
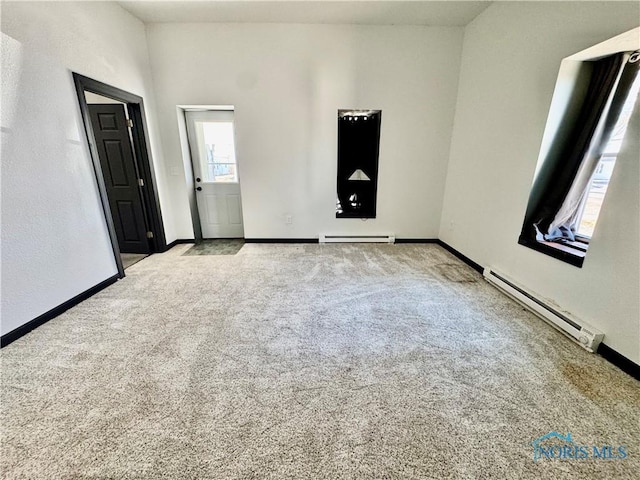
89,104,150,254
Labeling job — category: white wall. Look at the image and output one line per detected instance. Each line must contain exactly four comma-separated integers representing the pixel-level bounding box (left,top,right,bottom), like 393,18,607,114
440,2,640,362
146,24,464,239
0,2,170,336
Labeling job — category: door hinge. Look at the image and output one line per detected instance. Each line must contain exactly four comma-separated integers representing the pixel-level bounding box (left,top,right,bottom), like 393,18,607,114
138,178,144,187
146,231,154,239
126,118,134,128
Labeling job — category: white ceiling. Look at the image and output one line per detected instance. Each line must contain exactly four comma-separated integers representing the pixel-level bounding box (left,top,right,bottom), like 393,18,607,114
117,1,492,26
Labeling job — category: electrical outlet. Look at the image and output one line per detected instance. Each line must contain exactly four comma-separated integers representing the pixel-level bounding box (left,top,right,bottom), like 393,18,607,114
285,215,293,225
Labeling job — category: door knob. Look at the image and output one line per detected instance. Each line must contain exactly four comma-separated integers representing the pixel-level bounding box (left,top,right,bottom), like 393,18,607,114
196,186,202,191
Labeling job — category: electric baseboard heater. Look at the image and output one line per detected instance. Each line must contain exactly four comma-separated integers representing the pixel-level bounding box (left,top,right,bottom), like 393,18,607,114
319,234,395,244
483,268,604,352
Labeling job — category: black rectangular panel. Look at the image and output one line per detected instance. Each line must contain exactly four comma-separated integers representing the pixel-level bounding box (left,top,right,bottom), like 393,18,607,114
336,110,381,218
117,200,141,242
104,140,129,187
97,112,118,131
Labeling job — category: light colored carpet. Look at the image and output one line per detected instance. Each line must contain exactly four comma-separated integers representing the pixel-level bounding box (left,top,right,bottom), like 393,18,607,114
1,244,638,479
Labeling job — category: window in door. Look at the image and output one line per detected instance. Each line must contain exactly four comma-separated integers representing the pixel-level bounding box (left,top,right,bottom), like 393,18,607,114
192,110,238,183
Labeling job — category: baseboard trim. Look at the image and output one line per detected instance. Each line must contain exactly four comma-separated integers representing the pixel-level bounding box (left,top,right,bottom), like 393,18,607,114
246,238,441,244
164,239,195,251
0,274,119,348
395,238,439,244
167,238,439,246
597,344,640,381
436,240,484,273
245,238,319,243
434,242,639,380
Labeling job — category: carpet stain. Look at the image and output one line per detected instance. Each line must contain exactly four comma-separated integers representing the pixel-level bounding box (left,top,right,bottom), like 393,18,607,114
435,263,478,283
561,362,604,401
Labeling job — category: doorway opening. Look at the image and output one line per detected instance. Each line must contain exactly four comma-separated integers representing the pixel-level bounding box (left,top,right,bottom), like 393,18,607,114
74,74,167,277
181,107,245,241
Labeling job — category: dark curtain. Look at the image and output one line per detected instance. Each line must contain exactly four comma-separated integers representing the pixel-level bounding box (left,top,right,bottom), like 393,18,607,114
521,52,628,243
547,55,640,240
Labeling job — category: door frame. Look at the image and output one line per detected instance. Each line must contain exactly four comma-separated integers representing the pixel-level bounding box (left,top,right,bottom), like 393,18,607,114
178,107,204,244
73,73,167,278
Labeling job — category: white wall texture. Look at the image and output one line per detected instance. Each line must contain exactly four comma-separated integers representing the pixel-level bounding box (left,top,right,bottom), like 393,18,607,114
439,2,640,362
146,24,464,239
0,2,169,335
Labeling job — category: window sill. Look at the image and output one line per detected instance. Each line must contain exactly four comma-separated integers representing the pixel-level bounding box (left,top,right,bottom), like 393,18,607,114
518,236,586,268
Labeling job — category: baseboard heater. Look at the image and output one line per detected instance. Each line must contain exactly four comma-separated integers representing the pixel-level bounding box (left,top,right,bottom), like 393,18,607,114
319,234,395,244
483,268,604,352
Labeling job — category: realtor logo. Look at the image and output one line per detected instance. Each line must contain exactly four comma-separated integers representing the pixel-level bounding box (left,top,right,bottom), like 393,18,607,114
531,432,628,461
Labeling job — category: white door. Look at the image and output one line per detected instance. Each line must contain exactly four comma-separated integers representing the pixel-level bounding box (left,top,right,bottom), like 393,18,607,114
185,110,244,238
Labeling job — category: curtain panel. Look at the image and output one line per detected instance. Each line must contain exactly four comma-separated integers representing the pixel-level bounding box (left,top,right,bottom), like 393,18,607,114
520,52,634,245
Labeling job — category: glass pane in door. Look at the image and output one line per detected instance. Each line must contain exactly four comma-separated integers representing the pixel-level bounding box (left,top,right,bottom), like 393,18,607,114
196,117,238,183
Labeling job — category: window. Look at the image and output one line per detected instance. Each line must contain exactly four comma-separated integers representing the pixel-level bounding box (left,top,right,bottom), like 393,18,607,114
201,121,237,182
575,71,640,237
519,50,639,267
189,110,238,183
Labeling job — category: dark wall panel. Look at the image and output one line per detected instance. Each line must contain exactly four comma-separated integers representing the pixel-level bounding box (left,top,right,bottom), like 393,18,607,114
336,110,381,218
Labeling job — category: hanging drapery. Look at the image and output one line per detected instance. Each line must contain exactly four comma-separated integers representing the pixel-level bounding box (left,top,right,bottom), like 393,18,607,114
530,53,626,244
544,52,640,241
545,54,640,240
520,52,629,243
